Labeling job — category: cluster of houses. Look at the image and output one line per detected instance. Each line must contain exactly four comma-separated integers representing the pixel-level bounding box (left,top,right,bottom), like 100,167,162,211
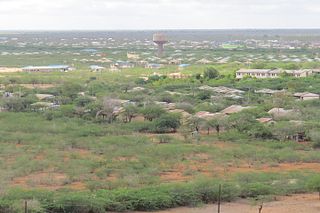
19,65,320,79
236,69,320,79
254,88,320,101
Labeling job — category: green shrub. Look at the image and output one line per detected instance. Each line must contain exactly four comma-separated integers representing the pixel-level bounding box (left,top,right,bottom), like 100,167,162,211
44,193,105,213
240,183,274,198
306,175,320,198
154,114,181,133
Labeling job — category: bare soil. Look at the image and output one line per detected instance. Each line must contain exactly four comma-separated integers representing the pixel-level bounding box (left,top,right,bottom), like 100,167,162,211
0,68,22,73
136,194,320,213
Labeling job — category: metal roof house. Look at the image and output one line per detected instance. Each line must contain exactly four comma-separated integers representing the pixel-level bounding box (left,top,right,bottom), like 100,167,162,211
255,89,286,95
22,65,70,72
294,92,320,101
90,65,105,72
145,63,162,69
110,61,134,70
178,64,190,70
221,105,253,115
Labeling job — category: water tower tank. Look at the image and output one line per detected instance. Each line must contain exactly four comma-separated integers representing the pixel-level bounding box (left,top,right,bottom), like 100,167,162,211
153,33,168,56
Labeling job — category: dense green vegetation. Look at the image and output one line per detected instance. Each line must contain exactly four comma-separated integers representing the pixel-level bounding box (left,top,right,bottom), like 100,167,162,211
1,173,320,213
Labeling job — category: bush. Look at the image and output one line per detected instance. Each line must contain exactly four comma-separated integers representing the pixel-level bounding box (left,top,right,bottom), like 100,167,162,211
44,193,105,213
240,183,273,198
309,129,320,149
306,175,320,198
169,185,201,206
132,121,156,133
176,103,195,114
203,67,219,79
75,96,93,107
0,200,17,213
197,91,211,100
247,123,273,139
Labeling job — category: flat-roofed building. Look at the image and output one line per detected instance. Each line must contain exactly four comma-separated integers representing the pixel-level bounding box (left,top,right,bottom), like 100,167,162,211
236,69,275,79
285,70,311,78
236,69,312,79
22,65,70,72
268,69,282,78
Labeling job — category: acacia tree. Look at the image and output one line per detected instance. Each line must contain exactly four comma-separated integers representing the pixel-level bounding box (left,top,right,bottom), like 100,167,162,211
123,105,138,123
226,112,256,132
96,97,121,123
141,105,165,121
187,116,205,133
154,113,181,133
271,122,305,141
272,92,294,111
207,116,226,135
59,82,83,100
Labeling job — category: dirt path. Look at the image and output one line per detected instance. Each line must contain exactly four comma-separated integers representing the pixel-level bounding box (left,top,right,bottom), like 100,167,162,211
136,194,320,213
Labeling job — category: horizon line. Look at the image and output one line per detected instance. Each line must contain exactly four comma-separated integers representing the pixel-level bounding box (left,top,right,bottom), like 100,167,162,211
1,28,320,32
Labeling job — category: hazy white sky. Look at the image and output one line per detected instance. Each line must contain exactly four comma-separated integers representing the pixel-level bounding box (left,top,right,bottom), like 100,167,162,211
1,0,320,30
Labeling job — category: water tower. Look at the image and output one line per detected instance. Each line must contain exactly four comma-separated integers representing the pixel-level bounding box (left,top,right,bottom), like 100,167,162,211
153,33,168,57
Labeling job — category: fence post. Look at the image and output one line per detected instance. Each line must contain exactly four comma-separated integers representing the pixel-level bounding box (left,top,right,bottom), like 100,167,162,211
218,184,221,213
258,202,263,213
24,200,28,213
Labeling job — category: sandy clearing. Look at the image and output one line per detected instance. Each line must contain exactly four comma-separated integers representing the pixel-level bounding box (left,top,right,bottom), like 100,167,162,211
0,68,22,73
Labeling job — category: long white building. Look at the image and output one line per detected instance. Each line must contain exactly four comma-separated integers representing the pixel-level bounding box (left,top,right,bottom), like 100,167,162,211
22,65,70,72
236,69,313,79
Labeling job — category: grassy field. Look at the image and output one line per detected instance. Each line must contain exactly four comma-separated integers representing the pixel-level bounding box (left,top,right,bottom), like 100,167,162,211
0,112,319,191
0,110,320,212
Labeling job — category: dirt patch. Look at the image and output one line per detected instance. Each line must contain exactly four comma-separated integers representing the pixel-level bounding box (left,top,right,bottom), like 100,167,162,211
219,162,320,175
63,148,97,162
11,172,68,190
114,156,139,162
19,84,57,89
67,181,87,190
0,68,22,73
136,194,320,213
34,152,46,161
160,162,320,182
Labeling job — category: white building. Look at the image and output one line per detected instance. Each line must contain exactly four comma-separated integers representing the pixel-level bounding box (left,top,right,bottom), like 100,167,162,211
236,69,312,79
22,65,70,72
90,65,105,72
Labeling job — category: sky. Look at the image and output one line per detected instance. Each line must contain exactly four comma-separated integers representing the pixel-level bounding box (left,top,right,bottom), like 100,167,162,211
1,0,320,30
